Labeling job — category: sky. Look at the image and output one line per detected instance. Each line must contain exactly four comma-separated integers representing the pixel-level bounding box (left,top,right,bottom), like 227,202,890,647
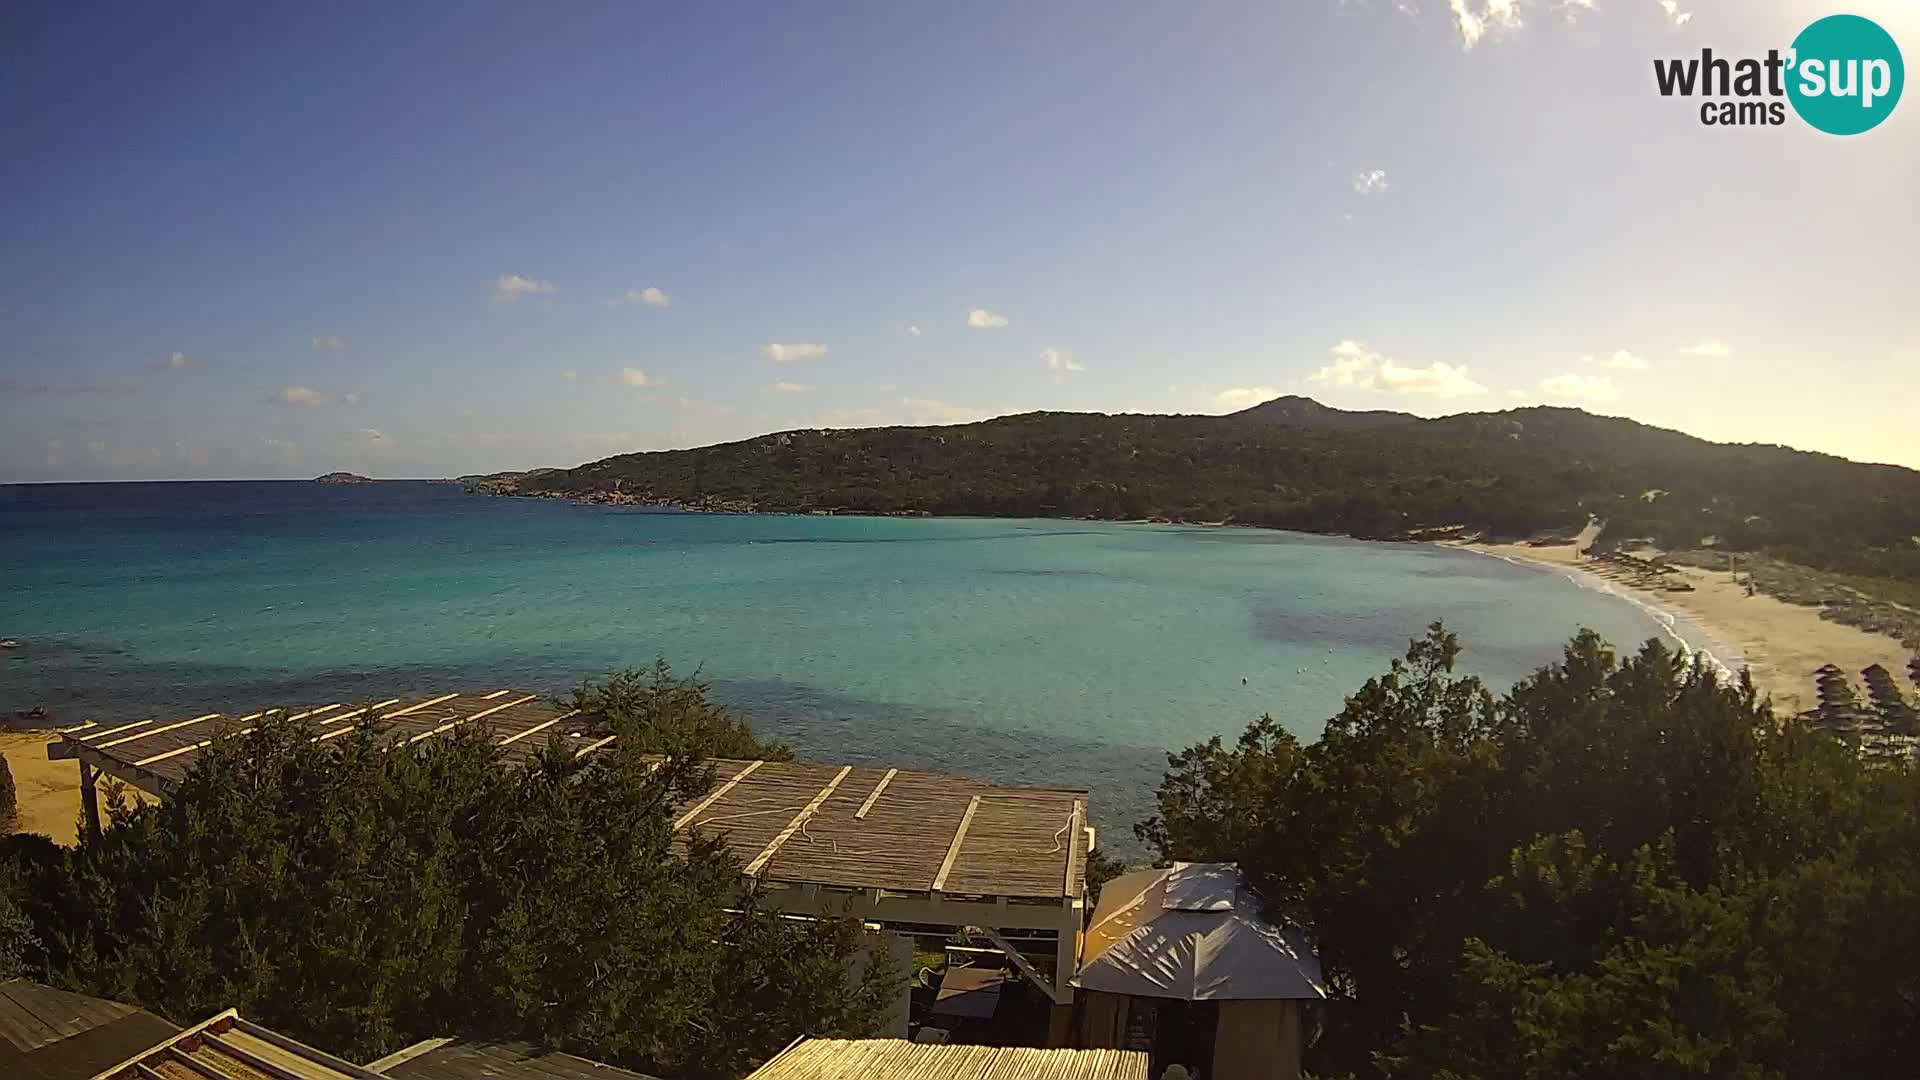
3,0,1916,482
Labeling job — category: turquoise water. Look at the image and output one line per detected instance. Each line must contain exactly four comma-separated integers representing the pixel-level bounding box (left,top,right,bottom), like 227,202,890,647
2,481,1703,846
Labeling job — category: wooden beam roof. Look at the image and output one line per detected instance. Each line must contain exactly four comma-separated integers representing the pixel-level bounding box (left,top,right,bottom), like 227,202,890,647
54,691,1091,903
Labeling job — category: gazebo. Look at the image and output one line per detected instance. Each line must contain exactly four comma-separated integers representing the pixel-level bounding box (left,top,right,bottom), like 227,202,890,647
1074,863,1324,1080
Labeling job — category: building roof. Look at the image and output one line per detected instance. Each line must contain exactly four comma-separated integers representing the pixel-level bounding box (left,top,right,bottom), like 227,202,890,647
86,1009,390,1080
744,1038,1148,1080
1076,862,1326,1002
54,690,1089,902
370,1038,662,1080
0,980,179,1080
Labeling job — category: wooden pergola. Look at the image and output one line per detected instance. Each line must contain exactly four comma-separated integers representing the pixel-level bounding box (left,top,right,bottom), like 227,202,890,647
50,690,1094,1010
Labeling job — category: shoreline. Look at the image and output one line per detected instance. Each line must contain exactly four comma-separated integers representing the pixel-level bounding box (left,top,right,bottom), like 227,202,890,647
1455,544,1742,680
1455,538,1912,717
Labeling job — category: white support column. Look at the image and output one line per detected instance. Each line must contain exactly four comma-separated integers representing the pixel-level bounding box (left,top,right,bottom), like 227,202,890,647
1054,907,1080,1005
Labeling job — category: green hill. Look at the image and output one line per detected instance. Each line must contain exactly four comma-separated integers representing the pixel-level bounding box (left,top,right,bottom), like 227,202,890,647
511,398,1920,584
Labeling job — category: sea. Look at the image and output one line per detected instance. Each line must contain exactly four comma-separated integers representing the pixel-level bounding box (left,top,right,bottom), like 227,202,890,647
1,481,1726,849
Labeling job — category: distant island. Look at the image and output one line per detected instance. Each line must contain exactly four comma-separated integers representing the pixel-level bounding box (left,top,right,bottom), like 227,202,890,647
313,472,373,484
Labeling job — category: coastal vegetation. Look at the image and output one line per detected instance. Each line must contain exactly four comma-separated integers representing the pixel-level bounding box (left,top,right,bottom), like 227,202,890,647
1140,626,1920,1079
502,399,1920,589
0,667,891,1079
3,638,1916,1077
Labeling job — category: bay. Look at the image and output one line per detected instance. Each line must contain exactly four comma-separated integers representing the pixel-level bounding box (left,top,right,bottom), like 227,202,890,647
1,481,1713,848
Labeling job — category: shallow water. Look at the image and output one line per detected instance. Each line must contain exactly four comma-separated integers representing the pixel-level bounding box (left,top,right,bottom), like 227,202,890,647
1,481,1706,848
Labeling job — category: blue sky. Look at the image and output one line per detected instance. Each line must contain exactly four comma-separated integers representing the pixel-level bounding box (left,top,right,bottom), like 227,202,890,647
3,0,1915,481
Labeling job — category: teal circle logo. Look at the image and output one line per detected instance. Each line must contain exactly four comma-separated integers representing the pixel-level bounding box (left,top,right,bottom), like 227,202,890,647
1788,14,1904,135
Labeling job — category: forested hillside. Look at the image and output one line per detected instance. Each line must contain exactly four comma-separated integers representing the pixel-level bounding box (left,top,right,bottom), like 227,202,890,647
512,398,1920,583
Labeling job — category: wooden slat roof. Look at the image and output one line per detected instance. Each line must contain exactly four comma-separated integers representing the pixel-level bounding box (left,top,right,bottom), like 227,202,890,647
743,1038,1148,1080
0,979,149,1053
88,1012,389,1080
58,691,1090,902
373,1039,663,1080
0,980,179,1080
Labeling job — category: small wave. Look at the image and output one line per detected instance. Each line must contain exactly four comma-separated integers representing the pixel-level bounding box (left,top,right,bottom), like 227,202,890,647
1461,548,1742,683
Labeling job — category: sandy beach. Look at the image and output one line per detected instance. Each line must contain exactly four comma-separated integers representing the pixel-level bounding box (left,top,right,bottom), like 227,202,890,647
2,733,80,845
1460,534,1913,717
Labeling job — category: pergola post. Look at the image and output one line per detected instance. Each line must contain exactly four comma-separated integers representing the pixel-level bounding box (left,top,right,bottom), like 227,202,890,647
1049,901,1082,1044
78,758,103,845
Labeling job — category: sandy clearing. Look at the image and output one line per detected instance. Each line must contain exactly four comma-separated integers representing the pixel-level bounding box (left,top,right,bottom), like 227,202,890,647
2,733,81,845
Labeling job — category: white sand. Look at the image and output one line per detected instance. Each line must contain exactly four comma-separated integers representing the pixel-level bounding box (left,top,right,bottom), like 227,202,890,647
1459,535,1912,717
2,733,80,845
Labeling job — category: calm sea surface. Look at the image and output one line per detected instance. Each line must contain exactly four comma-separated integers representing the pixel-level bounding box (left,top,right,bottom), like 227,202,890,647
2,481,1709,847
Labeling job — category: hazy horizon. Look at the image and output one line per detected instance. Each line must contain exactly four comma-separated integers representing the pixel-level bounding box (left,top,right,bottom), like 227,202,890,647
5,1,1915,482
6,393,1917,485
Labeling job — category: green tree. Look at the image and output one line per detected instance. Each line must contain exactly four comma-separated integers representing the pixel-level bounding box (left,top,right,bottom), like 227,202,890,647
12,681,887,1078
573,661,793,761
1140,626,1920,1078
0,755,16,833
0,855,36,979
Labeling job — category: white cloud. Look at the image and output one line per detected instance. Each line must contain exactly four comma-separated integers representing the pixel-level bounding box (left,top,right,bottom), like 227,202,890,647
1657,0,1693,27
272,385,330,407
1308,339,1488,397
1352,169,1389,195
82,439,213,471
1560,0,1597,18
766,381,812,394
341,392,364,405
966,308,1009,329
491,273,556,304
358,428,393,447
905,324,922,337
764,342,828,363
612,286,670,308
560,370,580,382
1602,349,1649,370
44,440,63,468
902,397,998,425
1506,388,1529,400
160,351,193,370
1539,372,1622,403
1448,0,1523,48
812,406,888,429
1042,346,1086,381
1679,339,1731,359
1215,387,1281,409
311,336,349,351
615,367,665,388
